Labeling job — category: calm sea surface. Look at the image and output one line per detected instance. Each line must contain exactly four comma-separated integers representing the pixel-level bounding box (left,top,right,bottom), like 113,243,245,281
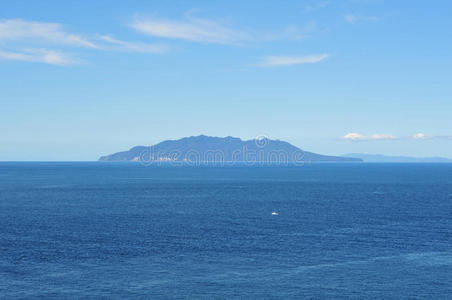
1,162,452,299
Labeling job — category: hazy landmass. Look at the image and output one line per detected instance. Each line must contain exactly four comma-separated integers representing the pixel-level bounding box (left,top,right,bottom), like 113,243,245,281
344,153,452,163
99,135,362,163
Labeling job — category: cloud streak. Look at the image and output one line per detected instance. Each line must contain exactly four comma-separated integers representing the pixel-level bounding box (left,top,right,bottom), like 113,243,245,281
342,132,452,141
0,48,74,65
0,19,169,65
130,17,250,45
370,134,398,140
258,54,330,67
0,17,328,66
411,133,452,140
99,35,168,53
0,19,99,48
344,14,379,24
342,133,399,141
130,15,312,45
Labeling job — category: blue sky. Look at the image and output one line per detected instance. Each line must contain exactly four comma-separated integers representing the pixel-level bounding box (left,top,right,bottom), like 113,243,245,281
1,0,452,160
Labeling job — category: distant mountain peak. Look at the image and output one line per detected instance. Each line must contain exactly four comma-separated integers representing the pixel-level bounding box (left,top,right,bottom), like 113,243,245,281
99,135,362,164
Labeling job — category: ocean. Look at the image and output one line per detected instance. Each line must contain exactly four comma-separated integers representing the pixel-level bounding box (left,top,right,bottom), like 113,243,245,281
1,162,452,298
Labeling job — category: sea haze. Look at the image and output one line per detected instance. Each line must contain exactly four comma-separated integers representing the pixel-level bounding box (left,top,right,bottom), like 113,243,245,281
1,162,452,298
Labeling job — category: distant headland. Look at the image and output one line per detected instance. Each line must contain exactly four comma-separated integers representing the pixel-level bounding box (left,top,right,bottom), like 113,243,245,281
99,135,362,164
343,153,452,163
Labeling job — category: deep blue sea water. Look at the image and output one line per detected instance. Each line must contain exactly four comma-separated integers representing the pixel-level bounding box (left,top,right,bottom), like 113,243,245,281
1,162,452,299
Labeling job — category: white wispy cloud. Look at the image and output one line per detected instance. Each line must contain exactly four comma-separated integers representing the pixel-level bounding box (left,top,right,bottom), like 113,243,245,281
412,132,428,139
344,14,379,24
342,132,452,141
258,54,330,67
0,48,73,65
0,17,326,66
99,35,168,53
342,133,398,141
412,133,452,140
370,134,398,140
130,15,311,44
130,16,250,45
0,19,169,65
342,133,367,141
0,19,99,48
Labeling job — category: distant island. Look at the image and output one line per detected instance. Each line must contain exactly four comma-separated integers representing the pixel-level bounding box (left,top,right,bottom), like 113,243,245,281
343,153,452,163
99,135,362,163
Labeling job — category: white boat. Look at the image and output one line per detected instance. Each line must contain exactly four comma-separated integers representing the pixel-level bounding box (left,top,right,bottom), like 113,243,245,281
272,211,278,216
